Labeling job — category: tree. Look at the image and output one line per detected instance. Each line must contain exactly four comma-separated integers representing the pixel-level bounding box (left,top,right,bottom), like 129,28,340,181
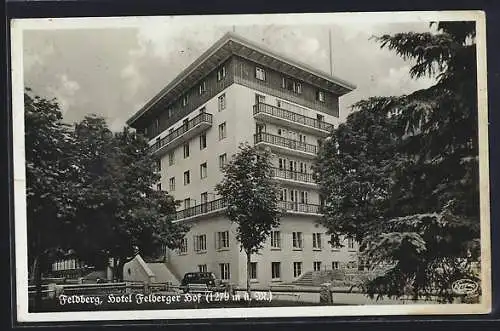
71,116,188,281
216,144,281,295
315,22,480,302
24,88,79,309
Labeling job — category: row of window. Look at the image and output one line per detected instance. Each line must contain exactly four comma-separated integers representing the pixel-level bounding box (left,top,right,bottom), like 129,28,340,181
52,259,84,271
165,154,227,194
181,66,228,107
272,231,355,250
179,231,355,254
147,59,332,138
254,66,326,103
163,121,226,166
196,260,344,281
180,231,230,253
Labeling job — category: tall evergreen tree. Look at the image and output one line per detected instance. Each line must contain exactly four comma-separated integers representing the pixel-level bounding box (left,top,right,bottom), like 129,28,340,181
315,22,480,302
216,144,281,295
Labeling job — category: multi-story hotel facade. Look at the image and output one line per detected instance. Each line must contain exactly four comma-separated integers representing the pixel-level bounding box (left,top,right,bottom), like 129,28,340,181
127,32,358,288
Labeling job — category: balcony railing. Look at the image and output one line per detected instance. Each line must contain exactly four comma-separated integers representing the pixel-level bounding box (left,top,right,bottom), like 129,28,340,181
278,201,321,214
253,103,334,132
175,198,227,220
174,198,321,220
149,112,213,154
254,132,318,155
271,167,316,184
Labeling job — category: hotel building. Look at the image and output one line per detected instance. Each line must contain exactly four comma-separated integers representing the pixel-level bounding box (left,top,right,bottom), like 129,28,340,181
126,32,358,287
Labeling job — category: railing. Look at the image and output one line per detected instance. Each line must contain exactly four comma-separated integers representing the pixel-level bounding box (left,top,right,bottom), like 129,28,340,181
149,112,213,154
175,198,321,220
254,132,318,155
271,167,316,184
175,198,227,220
278,201,321,214
253,103,334,132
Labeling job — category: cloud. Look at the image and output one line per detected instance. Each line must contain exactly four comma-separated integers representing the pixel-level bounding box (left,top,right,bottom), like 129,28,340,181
46,74,81,114
22,20,439,131
23,42,55,72
379,65,436,95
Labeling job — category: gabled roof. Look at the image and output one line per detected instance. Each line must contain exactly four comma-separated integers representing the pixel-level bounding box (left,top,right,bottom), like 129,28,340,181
127,32,356,126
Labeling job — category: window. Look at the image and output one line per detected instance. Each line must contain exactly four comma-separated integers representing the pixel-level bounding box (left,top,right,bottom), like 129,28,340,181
156,183,162,191
179,238,188,254
200,134,207,149
331,235,341,250
316,90,325,102
219,263,230,280
255,93,265,104
347,237,355,250
216,231,230,249
293,262,302,278
200,192,208,204
317,114,325,122
182,95,188,107
218,122,227,140
312,233,322,249
279,188,287,201
217,65,226,81
168,152,175,166
270,231,281,249
295,82,302,94
278,157,286,169
292,232,303,249
183,143,190,159
219,153,227,169
218,93,226,111
250,262,257,280
168,108,173,118
184,198,191,209
198,264,207,272
199,81,206,95
168,177,175,191
332,261,339,270
200,162,207,179
271,262,281,280
256,123,265,134
199,106,206,114
313,261,322,271
194,234,207,252
183,171,190,185
255,67,266,81
154,159,161,172
282,77,302,93
300,191,309,204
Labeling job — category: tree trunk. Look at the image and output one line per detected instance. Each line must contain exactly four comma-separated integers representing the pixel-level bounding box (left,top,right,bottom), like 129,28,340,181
116,259,125,282
32,255,42,311
246,250,251,298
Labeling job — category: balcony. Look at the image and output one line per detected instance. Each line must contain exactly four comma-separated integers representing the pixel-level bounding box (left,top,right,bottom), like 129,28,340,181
173,198,227,222
149,112,213,156
254,132,318,159
173,198,321,222
253,103,334,137
278,201,321,215
271,167,318,189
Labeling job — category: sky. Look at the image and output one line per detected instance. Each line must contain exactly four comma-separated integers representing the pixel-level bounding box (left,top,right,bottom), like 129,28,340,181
22,15,437,131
